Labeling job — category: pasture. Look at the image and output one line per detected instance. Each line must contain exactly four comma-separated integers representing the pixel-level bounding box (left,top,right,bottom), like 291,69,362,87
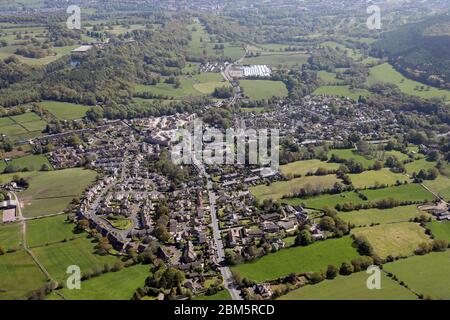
26,214,78,248
405,158,437,175
278,271,417,300
426,221,450,242
231,237,359,282
55,264,150,300
40,101,91,120
313,85,370,100
240,80,288,100
283,191,366,210
339,205,426,227
7,154,52,172
0,250,47,300
250,175,340,202
361,184,435,203
384,251,450,299
423,175,450,201
348,169,410,189
242,52,309,68
351,222,430,259
327,149,376,168
280,159,340,177
0,222,21,250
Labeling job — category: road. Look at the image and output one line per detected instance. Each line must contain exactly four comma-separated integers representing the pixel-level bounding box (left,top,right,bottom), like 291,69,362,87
194,160,242,300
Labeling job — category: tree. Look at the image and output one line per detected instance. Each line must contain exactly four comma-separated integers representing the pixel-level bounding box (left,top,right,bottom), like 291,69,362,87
326,265,338,279
319,216,335,231
40,164,50,171
339,262,354,275
294,229,313,246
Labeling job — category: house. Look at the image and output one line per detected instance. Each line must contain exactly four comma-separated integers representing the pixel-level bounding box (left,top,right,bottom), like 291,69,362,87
183,241,197,263
278,220,297,232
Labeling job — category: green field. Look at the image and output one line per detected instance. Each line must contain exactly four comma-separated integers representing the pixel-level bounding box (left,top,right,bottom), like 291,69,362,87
366,63,450,101
240,80,288,100
349,169,410,189
26,214,78,248
405,158,437,175
0,223,21,250
384,251,450,299
361,184,435,203
18,168,98,217
278,271,417,300
313,85,370,100
33,236,120,282
194,289,232,300
0,250,47,300
339,205,426,227
54,264,150,300
7,154,52,172
423,175,450,201
351,222,430,259
40,101,91,120
243,52,309,68
327,149,376,168
280,160,341,177
426,221,450,242
283,191,366,210
231,237,359,282
250,175,340,201
317,71,345,85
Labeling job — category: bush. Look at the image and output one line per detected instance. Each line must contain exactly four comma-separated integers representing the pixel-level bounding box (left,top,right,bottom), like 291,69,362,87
339,262,354,276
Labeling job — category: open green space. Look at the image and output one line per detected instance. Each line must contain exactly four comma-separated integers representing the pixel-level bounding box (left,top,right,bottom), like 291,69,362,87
282,191,366,210
361,184,435,203
349,169,410,189
7,154,52,172
240,80,288,100
0,250,47,300
351,222,430,259
0,223,21,250
26,214,78,248
423,174,450,201
280,160,340,177
384,251,450,300
366,63,450,101
405,158,437,175
40,101,91,120
313,85,370,100
278,271,417,300
55,264,150,300
339,205,426,227
426,221,450,242
327,149,376,169
250,175,340,202
231,237,359,282
243,52,309,68
33,236,120,282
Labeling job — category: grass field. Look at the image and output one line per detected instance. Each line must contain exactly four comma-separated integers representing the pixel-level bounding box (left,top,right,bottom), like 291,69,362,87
283,191,366,210
366,63,450,101
240,80,288,100
426,221,450,242
33,236,120,282
327,149,376,169
405,158,437,175
40,101,91,120
349,169,410,189
0,250,47,300
7,154,52,172
313,85,370,100
423,175,450,201
361,184,435,203
278,271,417,300
194,289,232,300
351,222,430,259
317,71,346,85
250,175,340,201
280,160,341,177
18,168,97,217
339,205,426,227
231,237,359,282
242,52,309,68
384,251,450,299
26,214,78,248
0,223,21,250
54,264,150,300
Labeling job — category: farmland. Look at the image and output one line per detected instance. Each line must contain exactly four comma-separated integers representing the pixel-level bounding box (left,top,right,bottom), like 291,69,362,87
0,222,21,250
280,160,340,177
313,85,370,100
426,221,450,242
40,101,91,121
351,222,430,259
250,175,340,201
278,271,417,300
423,175,450,201
26,214,78,248
327,149,376,169
231,237,359,282
283,191,366,210
348,169,410,189
239,80,288,100
361,184,435,203
339,205,426,227
54,264,150,300
242,52,309,68
6,154,52,172
0,112,47,141
384,251,450,299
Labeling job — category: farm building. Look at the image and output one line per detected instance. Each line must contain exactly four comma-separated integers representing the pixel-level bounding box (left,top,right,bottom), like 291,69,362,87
243,65,271,77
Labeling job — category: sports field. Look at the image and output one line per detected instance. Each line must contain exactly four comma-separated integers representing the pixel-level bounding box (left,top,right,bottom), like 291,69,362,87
426,221,450,242
280,160,340,177
55,264,150,300
338,205,426,227
278,271,417,300
349,169,410,189
231,237,359,282
351,222,430,258
250,175,340,201
384,251,450,299
0,250,47,300
240,80,288,100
